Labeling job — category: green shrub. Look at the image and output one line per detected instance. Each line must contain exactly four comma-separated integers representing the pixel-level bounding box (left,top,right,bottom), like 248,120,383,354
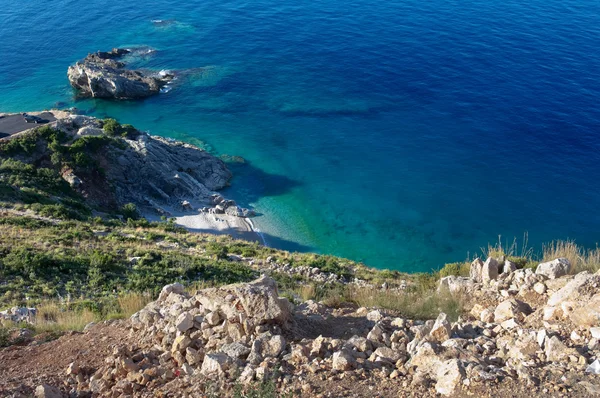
438,261,470,278
102,118,120,136
121,203,139,220
0,327,10,347
206,242,229,259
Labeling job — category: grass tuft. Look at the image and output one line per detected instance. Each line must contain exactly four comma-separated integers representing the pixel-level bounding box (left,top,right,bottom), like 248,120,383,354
34,302,98,332
542,240,600,273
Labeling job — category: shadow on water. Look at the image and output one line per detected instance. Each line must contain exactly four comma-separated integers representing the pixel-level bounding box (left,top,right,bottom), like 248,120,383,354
181,224,314,254
260,231,315,253
221,160,301,208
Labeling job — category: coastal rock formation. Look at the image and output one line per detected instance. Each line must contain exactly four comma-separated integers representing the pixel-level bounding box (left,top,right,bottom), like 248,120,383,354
53,114,235,214
67,48,173,99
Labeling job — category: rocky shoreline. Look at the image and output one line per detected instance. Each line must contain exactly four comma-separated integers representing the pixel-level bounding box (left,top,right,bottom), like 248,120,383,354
1,110,261,241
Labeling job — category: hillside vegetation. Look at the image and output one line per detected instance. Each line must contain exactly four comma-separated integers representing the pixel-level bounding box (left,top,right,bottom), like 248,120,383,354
1,124,599,339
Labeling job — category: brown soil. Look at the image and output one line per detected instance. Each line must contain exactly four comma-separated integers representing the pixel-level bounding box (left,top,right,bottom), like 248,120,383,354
0,320,133,397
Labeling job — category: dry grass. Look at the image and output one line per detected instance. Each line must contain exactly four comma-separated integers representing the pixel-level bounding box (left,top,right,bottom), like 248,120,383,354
316,285,464,321
542,240,600,273
118,293,153,318
296,284,316,301
34,302,97,332
481,233,534,260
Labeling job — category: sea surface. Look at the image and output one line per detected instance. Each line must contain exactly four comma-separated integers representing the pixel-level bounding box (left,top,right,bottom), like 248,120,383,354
1,0,600,272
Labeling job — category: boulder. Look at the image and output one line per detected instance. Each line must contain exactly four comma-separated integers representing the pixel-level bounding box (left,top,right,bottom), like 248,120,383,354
194,276,291,328
175,312,193,332
201,353,232,376
503,260,517,274
346,335,371,352
435,359,465,396
185,347,204,365
429,313,452,342
373,346,402,363
367,309,384,322
35,384,63,398
332,350,356,371
262,335,286,358
205,311,221,326
470,258,484,282
480,309,494,323
533,282,547,294
547,272,600,307
481,257,499,283
494,299,531,323
470,304,485,319
536,258,571,279
569,293,600,327
158,283,185,301
77,126,104,136
545,336,578,363
220,342,251,359
507,335,539,361
438,276,476,294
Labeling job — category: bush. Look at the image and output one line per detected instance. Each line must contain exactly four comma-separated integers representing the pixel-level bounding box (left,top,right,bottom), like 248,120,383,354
438,262,470,278
0,327,10,347
121,203,139,220
102,118,120,136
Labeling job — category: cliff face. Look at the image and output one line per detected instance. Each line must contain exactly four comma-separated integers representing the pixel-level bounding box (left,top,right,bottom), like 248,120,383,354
0,112,236,217
108,133,231,210
67,49,173,99
55,114,233,214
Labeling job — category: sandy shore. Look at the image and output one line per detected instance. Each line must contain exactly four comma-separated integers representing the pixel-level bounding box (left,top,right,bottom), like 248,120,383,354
146,209,263,243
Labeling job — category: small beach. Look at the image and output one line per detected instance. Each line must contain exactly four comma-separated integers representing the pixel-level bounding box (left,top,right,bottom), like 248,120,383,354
146,210,262,243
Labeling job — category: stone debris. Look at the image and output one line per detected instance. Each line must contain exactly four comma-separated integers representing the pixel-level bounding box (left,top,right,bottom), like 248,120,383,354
0,307,37,323
19,257,600,397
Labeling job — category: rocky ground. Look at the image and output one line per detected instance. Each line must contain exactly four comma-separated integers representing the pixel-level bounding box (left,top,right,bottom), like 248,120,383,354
2,257,600,397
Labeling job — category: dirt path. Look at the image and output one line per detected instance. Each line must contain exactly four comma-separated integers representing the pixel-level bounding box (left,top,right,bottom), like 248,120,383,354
0,321,133,397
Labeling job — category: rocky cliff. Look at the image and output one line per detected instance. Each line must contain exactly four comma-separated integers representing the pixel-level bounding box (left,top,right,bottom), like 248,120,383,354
55,114,239,215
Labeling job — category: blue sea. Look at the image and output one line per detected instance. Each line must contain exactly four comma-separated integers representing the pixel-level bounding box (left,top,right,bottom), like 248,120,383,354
1,0,600,272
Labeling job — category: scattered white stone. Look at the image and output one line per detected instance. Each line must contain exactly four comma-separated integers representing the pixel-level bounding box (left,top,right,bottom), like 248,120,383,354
332,350,356,371
205,311,221,326
481,257,500,284
435,359,465,396
470,258,484,282
533,282,547,294
175,312,193,332
430,313,452,342
587,359,600,374
536,258,571,279
367,310,384,322
35,384,62,398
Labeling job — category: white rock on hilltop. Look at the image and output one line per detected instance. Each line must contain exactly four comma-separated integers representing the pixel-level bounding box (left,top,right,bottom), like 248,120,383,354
536,258,571,279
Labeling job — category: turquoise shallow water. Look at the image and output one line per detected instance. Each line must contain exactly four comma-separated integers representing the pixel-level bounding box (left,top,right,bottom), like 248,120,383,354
2,0,600,271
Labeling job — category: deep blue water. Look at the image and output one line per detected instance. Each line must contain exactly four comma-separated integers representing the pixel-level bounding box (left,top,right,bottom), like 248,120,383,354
1,0,600,272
